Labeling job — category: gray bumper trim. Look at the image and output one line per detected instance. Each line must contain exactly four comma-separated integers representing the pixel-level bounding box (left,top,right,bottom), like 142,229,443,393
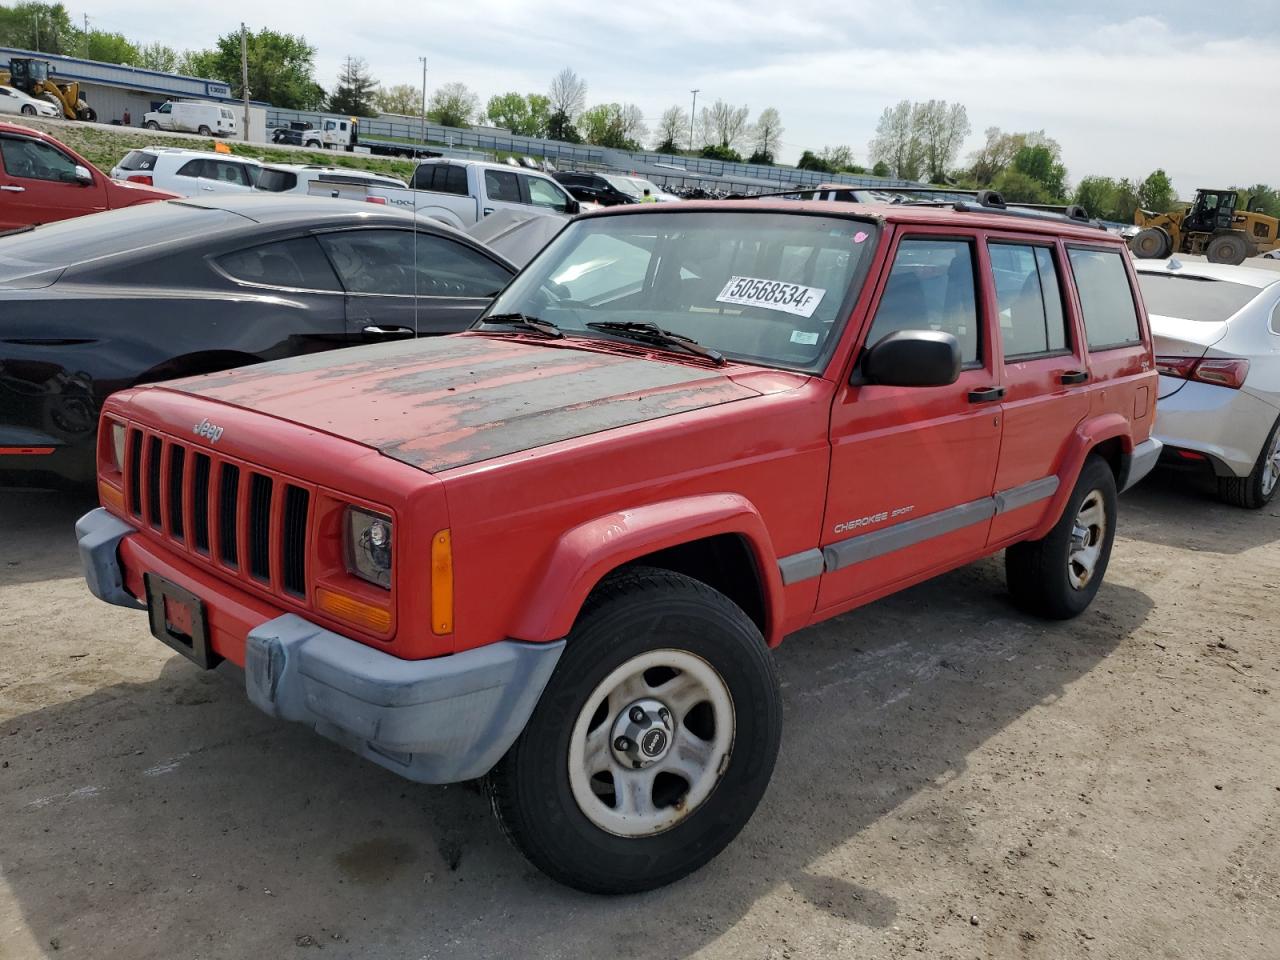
245,614,564,784
76,508,146,610
1119,437,1164,492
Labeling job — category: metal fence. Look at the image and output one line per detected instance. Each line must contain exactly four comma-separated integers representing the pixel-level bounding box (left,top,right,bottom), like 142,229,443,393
264,108,919,192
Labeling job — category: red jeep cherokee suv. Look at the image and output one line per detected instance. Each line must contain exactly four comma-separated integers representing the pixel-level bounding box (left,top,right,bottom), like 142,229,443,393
78,196,1160,893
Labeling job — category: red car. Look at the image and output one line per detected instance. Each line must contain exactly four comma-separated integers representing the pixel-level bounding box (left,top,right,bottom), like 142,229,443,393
0,122,176,230
77,194,1160,893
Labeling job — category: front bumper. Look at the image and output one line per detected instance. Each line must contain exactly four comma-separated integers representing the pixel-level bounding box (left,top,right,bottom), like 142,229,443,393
76,507,564,784
1154,376,1279,478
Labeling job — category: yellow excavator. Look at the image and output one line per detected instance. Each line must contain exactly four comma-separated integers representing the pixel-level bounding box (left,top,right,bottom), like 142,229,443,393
0,57,97,122
1130,189,1279,265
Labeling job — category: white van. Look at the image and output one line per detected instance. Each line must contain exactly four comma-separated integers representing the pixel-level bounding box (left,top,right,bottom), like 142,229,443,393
143,101,238,138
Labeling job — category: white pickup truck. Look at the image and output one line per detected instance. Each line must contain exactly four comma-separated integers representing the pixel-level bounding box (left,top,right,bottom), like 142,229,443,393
317,159,581,229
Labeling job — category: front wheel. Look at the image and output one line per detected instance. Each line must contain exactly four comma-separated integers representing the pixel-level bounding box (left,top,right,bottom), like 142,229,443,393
145,120,160,130
20,104,36,116
486,567,781,894
197,125,212,136
1006,456,1118,619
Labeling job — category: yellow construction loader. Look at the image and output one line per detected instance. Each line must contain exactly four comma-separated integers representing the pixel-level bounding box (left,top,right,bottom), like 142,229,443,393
0,58,97,122
1130,188,1279,265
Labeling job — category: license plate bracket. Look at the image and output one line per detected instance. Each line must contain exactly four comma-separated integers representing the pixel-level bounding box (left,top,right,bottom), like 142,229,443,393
144,573,220,669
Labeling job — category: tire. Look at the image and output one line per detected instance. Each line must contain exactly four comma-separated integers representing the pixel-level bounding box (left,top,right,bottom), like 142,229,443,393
1206,233,1249,265
145,121,160,130
79,107,96,122
197,125,212,137
486,566,781,894
1006,456,1118,620
20,104,36,116
305,140,321,149
1130,226,1172,259
1218,415,1280,509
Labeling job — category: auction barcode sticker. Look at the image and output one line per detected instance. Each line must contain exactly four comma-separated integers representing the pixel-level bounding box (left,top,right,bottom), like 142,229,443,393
715,277,826,318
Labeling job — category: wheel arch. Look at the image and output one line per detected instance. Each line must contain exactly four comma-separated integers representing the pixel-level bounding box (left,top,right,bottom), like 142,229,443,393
1030,415,1133,541
506,494,785,646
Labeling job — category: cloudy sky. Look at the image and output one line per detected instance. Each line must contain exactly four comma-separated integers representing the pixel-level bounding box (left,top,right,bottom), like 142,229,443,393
83,0,1276,194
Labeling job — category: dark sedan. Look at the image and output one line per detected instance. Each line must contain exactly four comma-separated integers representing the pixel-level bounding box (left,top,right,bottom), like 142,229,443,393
0,195,517,487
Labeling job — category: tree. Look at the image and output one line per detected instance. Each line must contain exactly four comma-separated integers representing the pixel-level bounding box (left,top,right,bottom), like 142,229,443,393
487,91,530,133
137,42,179,73
1237,184,1280,218
992,169,1051,205
751,107,783,165
1137,169,1176,213
182,29,325,110
1071,175,1140,222
427,81,478,127
700,144,742,163
967,127,1019,185
797,150,834,173
868,100,924,181
707,99,750,150
1010,144,1067,201
0,2,75,54
619,103,647,147
914,99,970,183
579,103,642,150
871,160,891,178
376,83,421,117
547,109,580,142
78,29,138,64
654,105,688,153
821,145,856,170
328,56,379,117
548,67,587,120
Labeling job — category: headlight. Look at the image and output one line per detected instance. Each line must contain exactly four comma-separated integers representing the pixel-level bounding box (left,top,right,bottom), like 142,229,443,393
345,507,392,588
110,421,127,471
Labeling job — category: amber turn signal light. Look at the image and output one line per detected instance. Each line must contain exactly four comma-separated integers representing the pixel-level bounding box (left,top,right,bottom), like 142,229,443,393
316,587,392,634
431,529,453,635
98,478,126,514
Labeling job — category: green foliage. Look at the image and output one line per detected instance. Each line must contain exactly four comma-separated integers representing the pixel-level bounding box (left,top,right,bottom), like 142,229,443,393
136,42,179,73
1071,175,1140,222
486,91,550,137
700,143,742,163
183,29,326,111
579,103,640,150
797,150,833,173
328,56,379,117
547,108,579,143
747,149,774,166
992,169,1052,205
376,83,421,117
427,81,478,128
1010,145,1067,201
871,160,891,178
1137,169,1175,213
0,2,75,54
79,30,137,64
1234,184,1279,218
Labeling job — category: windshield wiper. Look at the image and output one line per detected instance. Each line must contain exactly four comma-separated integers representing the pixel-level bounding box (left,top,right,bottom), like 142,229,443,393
480,313,564,338
585,320,725,365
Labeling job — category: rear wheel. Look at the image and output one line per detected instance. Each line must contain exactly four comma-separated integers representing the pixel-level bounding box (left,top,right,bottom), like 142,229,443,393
1206,233,1249,265
486,567,781,894
1131,226,1172,259
1006,456,1118,619
1218,415,1280,509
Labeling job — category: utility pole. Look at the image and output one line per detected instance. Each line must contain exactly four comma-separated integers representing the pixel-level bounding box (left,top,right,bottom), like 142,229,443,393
32,12,39,52
240,23,251,143
419,56,428,146
688,89,699,154
82,13,89,57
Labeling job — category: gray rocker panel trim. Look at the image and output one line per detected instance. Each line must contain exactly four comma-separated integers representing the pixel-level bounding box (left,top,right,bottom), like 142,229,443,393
777,474,1061,583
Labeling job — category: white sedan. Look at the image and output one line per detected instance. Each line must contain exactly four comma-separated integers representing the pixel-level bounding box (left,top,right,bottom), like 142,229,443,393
0,84,59,118
1136,258,1280,507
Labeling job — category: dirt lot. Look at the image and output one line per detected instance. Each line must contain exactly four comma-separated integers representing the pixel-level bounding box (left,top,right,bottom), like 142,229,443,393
2,473,1279,960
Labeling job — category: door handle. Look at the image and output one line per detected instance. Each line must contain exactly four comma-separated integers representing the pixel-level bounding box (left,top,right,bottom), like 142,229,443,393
1060,370,1089,385
362,324,415,337
200,186,215,191
967,386,1005,404
0,184,24,193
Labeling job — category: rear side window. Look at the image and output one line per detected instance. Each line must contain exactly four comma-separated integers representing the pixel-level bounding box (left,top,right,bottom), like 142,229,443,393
1068,248,1142,349
217,236,341,291
989,243,1069,359
117,150,156,172
866,238,981,363
176,159,206,178
412,164,468,195
319,229,511,297
256,168,298,193
484,169,521,203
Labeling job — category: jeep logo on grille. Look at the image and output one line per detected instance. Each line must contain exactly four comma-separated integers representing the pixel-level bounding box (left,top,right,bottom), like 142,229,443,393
193,418,224,443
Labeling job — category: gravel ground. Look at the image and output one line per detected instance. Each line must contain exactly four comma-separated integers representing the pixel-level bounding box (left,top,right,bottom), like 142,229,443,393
1,472,1278,960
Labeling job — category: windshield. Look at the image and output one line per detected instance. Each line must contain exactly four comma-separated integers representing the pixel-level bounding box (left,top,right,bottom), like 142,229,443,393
484,210,878,371
1137,272,1262,322
603,175,645,199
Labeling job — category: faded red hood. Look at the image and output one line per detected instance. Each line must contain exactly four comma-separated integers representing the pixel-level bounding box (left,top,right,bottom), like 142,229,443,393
160,334,763,473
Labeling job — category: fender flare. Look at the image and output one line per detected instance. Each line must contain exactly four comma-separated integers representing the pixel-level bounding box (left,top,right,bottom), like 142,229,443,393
1031,413,1133,540
507,493,786,645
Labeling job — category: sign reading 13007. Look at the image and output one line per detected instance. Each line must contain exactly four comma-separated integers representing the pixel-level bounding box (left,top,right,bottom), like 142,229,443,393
715,276,827,318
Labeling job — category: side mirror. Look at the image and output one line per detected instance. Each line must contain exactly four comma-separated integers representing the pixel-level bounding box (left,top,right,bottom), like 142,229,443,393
73,164,93,185
858,329,961,388
565,198,581,215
